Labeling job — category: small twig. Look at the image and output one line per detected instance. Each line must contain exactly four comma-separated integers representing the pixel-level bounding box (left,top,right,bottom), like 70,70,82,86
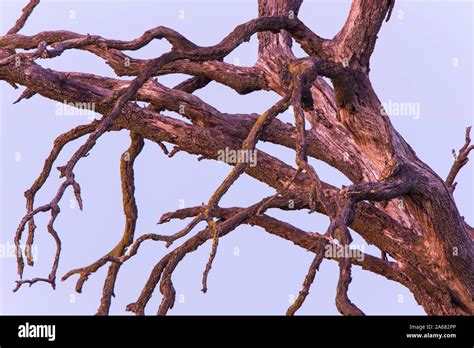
286,241,327,315
157,142,169,155
13,277,54,293
201,220,219,293
13,88,35,104
446,126,474,192
158,206,204,224
168,146,181,158
6,0,40,35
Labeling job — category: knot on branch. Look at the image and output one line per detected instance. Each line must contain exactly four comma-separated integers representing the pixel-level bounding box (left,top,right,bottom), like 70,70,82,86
289,58,318,111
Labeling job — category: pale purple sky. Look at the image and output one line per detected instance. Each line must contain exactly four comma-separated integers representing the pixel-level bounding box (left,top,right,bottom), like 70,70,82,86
0,0,472,315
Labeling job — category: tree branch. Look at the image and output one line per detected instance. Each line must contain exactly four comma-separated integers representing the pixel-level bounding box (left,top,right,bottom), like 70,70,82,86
6,0,40,36
446,126,474,192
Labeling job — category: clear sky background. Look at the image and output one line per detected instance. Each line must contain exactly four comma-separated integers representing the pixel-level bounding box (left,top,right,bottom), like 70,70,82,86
0,0,472,315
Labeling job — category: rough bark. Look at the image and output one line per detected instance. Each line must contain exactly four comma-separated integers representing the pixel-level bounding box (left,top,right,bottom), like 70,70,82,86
1,0,472,315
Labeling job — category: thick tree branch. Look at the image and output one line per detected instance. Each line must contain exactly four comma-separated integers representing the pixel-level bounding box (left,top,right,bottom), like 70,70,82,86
334,0,395,69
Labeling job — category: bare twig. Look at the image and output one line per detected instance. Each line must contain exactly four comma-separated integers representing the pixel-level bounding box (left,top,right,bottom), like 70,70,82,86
446,126,474,192
286,241,327,315
6,0,40,35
